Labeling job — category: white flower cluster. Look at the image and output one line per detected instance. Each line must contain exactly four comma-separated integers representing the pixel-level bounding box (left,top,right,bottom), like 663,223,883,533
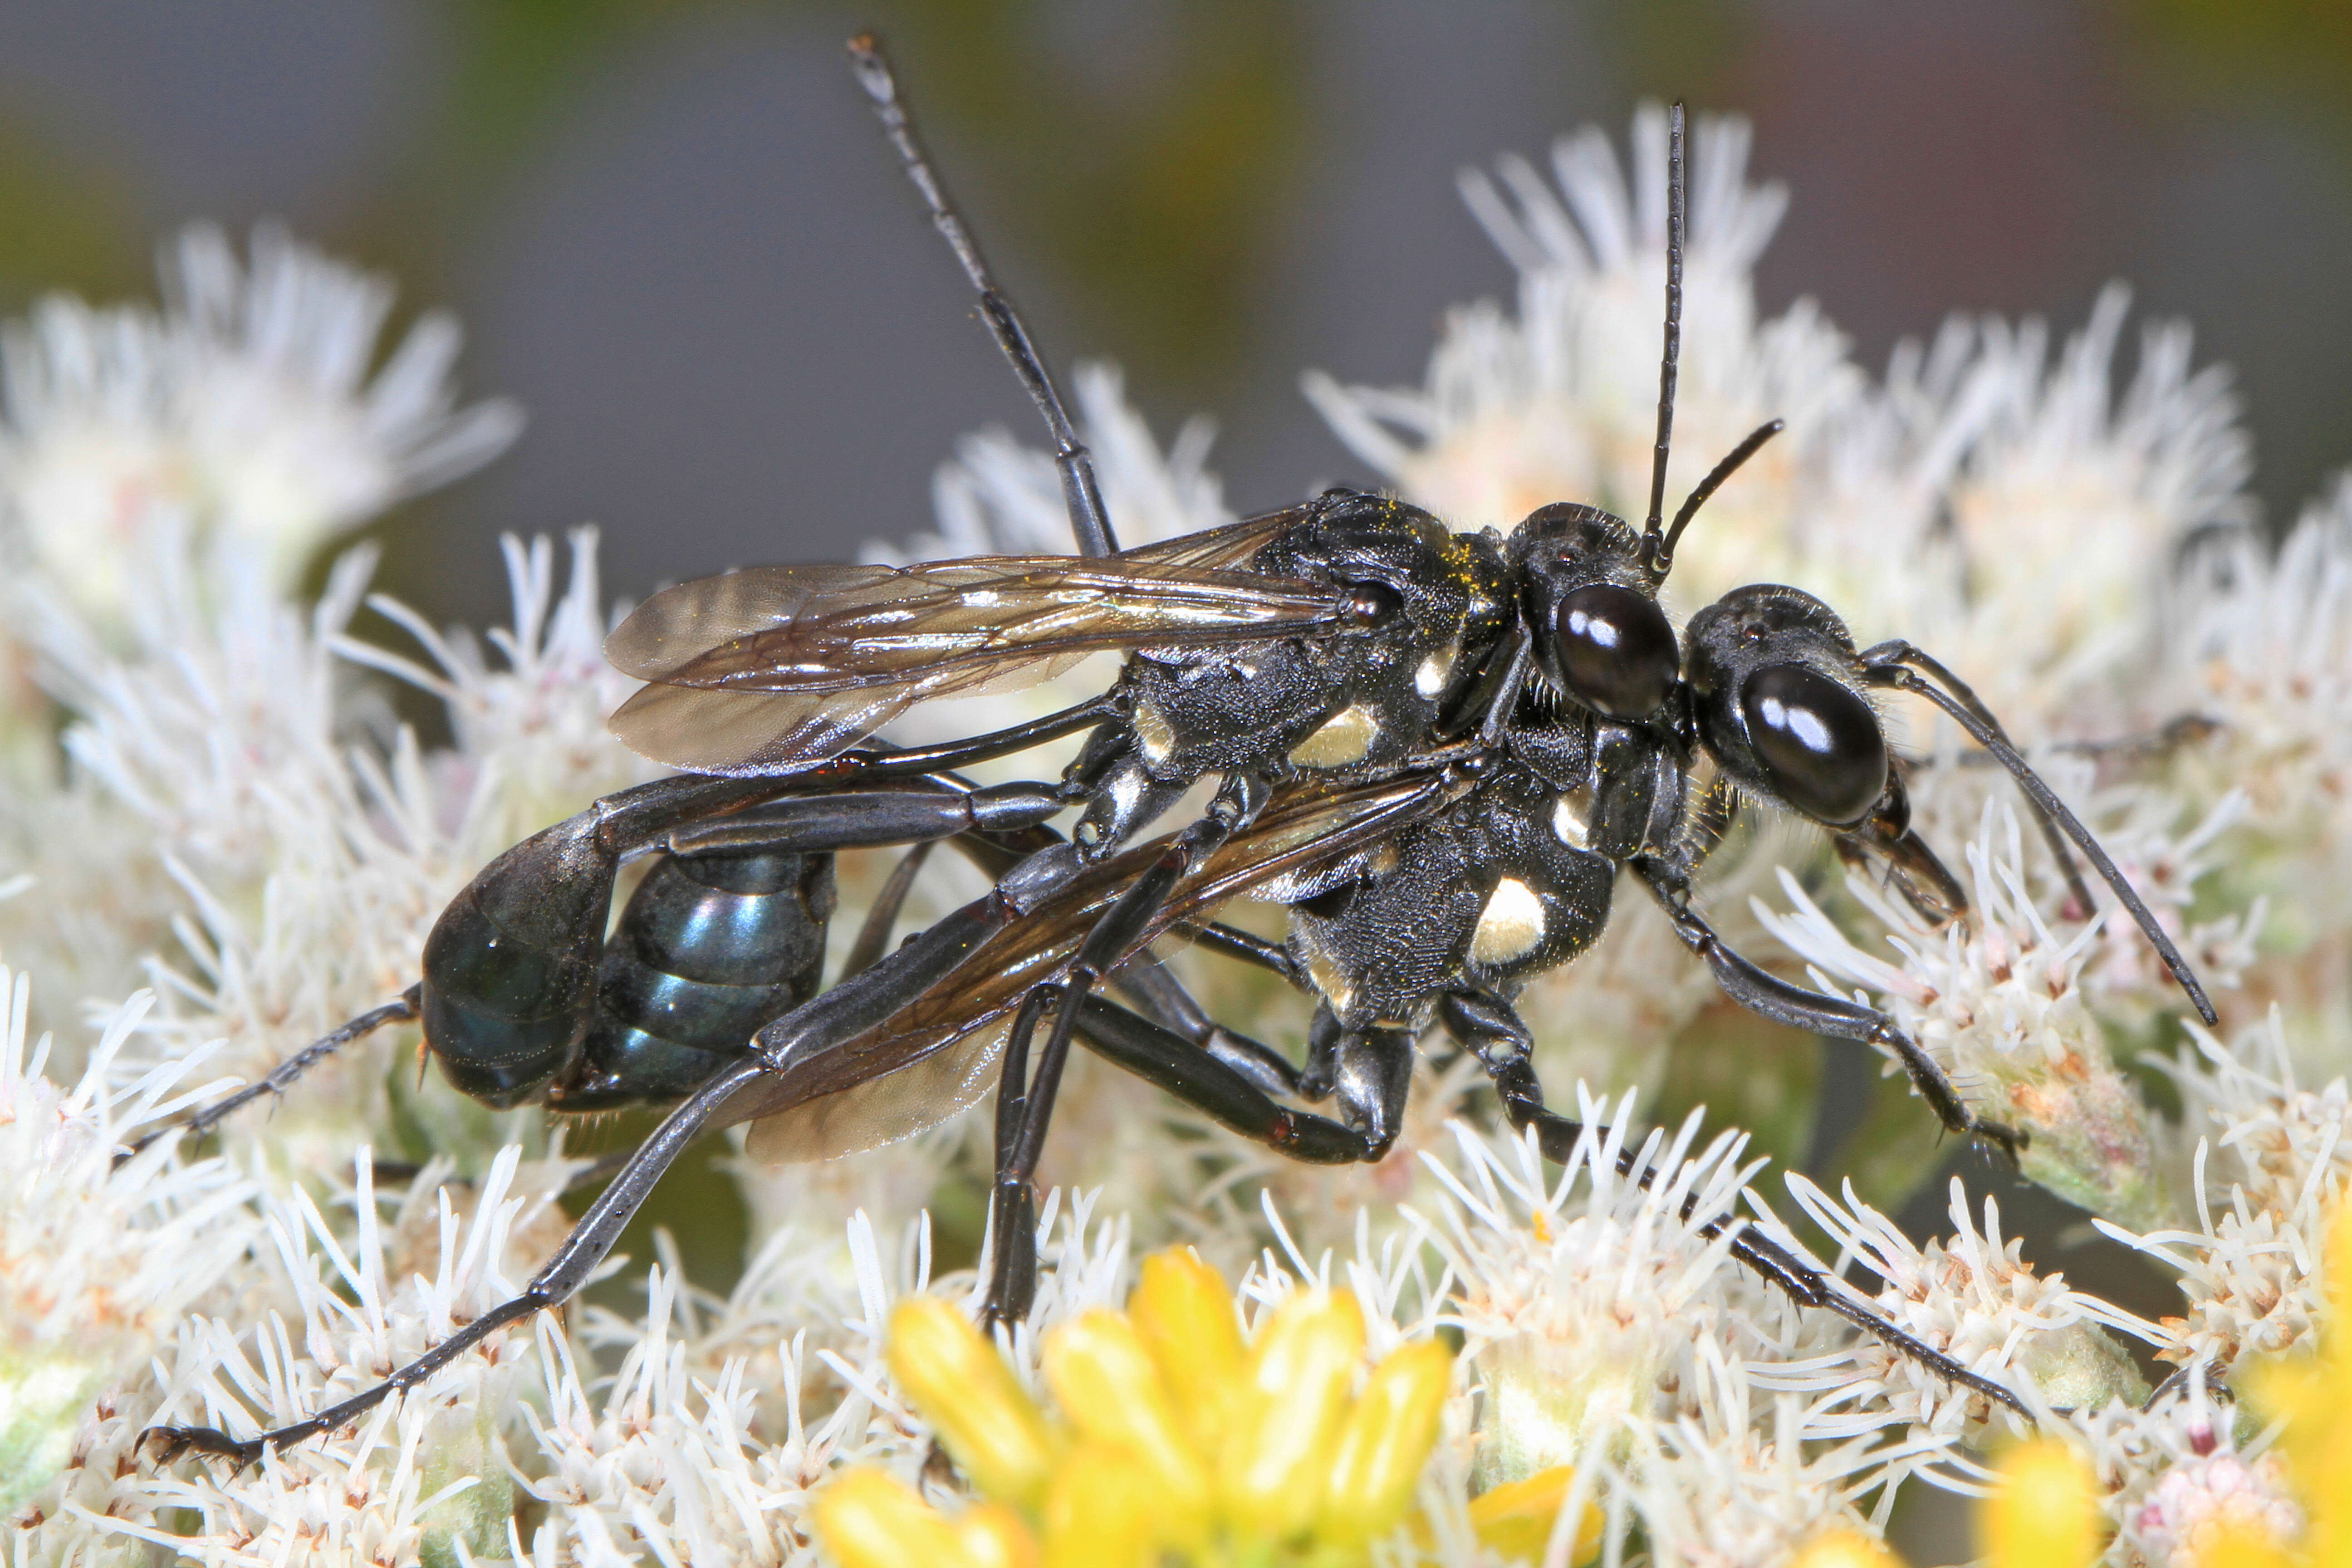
0,225,521,622
1,107,2347,1567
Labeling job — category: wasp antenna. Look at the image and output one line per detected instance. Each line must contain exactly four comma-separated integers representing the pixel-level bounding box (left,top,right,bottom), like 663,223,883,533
1867,662,2219,1025
1652,419,1783,581
844,33,1120,558
1861,640,2100,918
1638,101,1688,578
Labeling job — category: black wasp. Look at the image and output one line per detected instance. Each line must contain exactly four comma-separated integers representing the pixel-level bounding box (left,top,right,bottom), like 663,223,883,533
145,35,2215,1467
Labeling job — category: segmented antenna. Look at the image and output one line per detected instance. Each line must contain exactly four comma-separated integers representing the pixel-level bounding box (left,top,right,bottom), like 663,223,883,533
1637,102,1687,578
1869,663,2220,1025
846,34,1120,558
1650,418,1783,580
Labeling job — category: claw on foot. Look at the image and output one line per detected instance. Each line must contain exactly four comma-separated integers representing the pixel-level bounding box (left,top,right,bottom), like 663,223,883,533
141,1424,264,1469
1979,1119,2029,1166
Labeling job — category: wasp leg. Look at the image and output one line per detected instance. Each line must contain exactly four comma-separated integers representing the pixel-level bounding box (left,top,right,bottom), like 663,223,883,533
983,773,1273,1324
835,756,1091,980
840,841,937,979
1106,953,1300,1098
145,838,1092,1469
143,1050,771,1469
1164,919,1306,987
1630,858,2026,1161
1295,1006,1416,1155
658,781,1065,858
1433,988,2033,1420
113,989,424,1167
1074,996,1369,1159
980,988,1368,1321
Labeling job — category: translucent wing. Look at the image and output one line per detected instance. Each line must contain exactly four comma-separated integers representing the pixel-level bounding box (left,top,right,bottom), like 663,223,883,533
606,509,1334,773
730,764,1461,1163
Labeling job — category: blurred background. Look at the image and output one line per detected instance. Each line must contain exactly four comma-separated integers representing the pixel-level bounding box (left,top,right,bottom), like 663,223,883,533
4,0,2348,632
5,3,2345,1553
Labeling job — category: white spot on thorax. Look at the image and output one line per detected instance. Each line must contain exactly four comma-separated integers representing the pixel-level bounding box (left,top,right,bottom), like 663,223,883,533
1414,641,1460,698
1470,877,1546,965
1288,703,1379,768
1134,699,1175,765
1305,948,1354,1018
1552,792,1592,850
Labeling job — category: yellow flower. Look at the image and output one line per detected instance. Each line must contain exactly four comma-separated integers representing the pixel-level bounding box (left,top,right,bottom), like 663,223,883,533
1981,1439,2102,1568
1460,1466,1605,1564
1791,1527,1902,1568
1041,1309,1209,1545
1131,1246,1248,1450
2233,1200,2352,1567
1216,1286,1367,1539
813,1249,1459,1568
1318,1338,1452,1547
813,1470,1037,1568
885,1294,1058,1511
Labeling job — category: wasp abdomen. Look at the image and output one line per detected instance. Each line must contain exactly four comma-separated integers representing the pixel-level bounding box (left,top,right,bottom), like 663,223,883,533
547,848,836,1112
421,814,618,1109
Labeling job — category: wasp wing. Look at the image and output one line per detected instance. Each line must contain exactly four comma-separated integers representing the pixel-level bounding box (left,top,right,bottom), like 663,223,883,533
1109,502,1317,574
606,509,1334,774
728,764,1460,1163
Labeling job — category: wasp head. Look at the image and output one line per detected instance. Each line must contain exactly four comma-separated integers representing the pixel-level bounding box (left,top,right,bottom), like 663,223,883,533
1683,583,1888,828
1506,502,1679,721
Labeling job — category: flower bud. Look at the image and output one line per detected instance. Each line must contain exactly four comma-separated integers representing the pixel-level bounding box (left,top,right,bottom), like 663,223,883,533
1317,1338,1452,1546
1983,1439,2100,1568
1216,1287,1366,1540
1041,1309,1208,1534
887,1295,1056,1509
1130,1248,1246,1448
1465,1465,1602,1564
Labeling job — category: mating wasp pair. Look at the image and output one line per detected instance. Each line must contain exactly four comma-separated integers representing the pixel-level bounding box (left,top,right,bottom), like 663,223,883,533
144,35,2215,1466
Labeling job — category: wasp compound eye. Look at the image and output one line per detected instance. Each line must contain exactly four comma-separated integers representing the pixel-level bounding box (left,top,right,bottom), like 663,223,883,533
1553,583,1678,718
1740,664,1887,826
1344,581,1404,626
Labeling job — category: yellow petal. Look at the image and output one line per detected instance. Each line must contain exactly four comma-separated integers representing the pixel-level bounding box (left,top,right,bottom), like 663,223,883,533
1317,1338,1453,1546
951,1504,1041,1568
2330,1201,2352,1321
1981,1439,2100,1568
2195,1522,2296,1568
1216,1287,1367,1541
1041,1442,1165,1568
1041,1309,1209,1532
887,1295,1057,1510
1790,1525,1902,1568
1465,1466,1603,1565
812,1469,966,1568
1131,1248,1247,1447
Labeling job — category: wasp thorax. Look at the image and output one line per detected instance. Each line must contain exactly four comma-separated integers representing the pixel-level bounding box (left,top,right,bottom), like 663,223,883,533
1686,584,1886,828
1553,583,1677,719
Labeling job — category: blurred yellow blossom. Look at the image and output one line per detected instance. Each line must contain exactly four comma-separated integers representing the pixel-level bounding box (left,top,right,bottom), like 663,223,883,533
815,1248,1537,1568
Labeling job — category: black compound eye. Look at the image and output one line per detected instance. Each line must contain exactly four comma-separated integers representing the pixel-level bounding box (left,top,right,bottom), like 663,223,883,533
1739,664,1887,826
1552,583,1678,718
1345,581,1404,626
